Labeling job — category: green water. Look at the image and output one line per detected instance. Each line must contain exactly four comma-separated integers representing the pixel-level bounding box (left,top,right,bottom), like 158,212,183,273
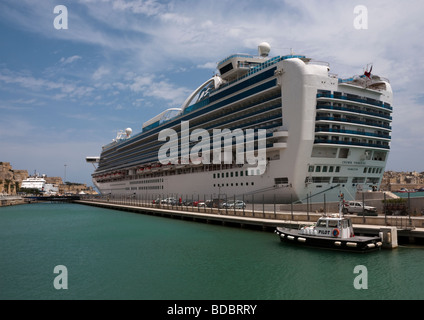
394,191,424,198
1,203,423,300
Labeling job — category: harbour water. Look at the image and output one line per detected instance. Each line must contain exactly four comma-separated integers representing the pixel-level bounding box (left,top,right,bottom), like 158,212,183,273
394,191,424,198
1,203,423,300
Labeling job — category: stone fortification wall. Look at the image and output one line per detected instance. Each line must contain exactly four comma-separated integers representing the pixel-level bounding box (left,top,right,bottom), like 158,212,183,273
0,162,29,194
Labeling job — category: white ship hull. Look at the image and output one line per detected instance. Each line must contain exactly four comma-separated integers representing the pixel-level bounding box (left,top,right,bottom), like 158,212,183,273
93,145,388,204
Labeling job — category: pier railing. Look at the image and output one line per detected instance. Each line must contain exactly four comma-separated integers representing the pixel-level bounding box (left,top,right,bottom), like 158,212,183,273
80,193,284,220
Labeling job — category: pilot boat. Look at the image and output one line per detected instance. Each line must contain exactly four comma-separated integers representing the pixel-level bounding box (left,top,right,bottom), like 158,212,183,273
275,197,382,252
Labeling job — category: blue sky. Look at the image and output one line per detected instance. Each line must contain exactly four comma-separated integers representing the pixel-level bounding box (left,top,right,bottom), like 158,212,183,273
0,0,423,187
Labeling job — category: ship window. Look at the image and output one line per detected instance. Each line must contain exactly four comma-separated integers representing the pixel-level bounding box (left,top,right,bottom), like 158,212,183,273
335,166,340,172
334,91,342,99
363,168,367,173
231,172,233,177
213,174,216,179
373,151,386,161
322,166,328,173
235,172,238,177
219,63,233,75
312,177,331,183
316,166,321,172
352,177,365,183
275,177,289,184
329,166,334,172
226,172,229,178
333,177,348,183
240,171,244,177
308,166,314,172
338,148,349,158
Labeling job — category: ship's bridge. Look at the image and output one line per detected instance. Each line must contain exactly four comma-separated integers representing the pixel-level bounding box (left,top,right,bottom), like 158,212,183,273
217,42,273,81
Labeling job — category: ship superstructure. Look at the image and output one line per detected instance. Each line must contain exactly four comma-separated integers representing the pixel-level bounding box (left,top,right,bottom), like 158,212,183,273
87,43,393,203
20,175,47,190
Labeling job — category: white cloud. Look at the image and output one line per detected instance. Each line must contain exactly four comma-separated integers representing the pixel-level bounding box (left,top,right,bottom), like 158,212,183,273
0,69,94,100
197,62,217,70
112,0,164,16
129,74,190,106
60,55,82,65
92,66,111,80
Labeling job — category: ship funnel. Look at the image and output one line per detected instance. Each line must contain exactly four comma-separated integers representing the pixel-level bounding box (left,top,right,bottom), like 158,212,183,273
258,42,271,57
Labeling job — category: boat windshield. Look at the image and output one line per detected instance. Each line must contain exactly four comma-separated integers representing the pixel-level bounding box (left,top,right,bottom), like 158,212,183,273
328,220,339,228
316,219,327,227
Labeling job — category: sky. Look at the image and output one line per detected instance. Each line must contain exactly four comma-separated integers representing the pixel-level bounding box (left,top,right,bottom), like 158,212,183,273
0,0,423,187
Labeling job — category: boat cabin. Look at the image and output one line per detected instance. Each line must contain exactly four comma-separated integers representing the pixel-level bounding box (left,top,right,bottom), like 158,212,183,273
300,215,354,239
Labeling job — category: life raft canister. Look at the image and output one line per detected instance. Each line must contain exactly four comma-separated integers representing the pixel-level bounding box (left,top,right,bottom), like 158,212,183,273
332,228,340,237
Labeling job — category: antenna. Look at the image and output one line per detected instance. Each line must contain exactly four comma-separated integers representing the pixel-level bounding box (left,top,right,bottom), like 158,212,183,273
339,192,345,217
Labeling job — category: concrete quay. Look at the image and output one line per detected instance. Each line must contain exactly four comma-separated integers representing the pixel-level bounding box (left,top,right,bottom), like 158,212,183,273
0,195,26,207
74,199,424,248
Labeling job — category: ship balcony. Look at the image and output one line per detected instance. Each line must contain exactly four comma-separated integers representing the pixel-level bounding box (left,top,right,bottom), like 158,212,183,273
268,129,288,150
314,138,390,150
272,130,289,138
315,128,391,140
315,116,391,131
316,91,392,111
268,142,287,151
316,103,392,121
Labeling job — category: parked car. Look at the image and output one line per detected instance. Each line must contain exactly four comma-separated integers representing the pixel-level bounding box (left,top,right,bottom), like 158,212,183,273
182,199,193,206
222,200,246,209
192,200,205,207
342,201,377,216
161,197,177,205
202,199,225,208
233,200,246,209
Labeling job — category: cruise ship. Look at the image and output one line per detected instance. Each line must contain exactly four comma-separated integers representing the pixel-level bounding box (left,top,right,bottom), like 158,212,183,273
87,43,393,203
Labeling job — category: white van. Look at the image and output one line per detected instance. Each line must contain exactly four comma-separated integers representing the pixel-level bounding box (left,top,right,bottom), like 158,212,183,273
342,201,377,215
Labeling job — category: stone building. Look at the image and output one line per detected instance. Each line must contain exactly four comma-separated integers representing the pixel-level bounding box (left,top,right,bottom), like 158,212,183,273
0,162,29,194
